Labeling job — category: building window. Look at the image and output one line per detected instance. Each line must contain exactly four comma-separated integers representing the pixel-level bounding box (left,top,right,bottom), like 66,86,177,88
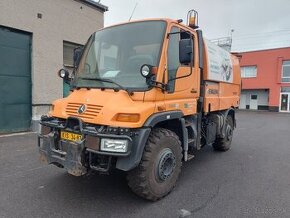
63,41,82,69
167,26,180,93
281,86,290,93
241,66,257,78
251,94,258,100
282,60,290,83
63,41,82,97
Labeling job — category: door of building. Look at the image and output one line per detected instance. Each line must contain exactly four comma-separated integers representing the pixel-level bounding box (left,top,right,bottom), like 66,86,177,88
250,94,258,110
280,93,290,112
239,94,246,109
0,27,32,133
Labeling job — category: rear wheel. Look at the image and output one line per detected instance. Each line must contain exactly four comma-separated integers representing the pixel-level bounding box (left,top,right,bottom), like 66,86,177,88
213,115,234,151
127,128,182,201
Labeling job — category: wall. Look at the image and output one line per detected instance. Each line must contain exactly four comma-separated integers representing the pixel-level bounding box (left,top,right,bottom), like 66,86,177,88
0,0,104,125
240,47,290,110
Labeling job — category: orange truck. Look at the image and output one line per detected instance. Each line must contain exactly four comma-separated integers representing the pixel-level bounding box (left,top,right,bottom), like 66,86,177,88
38,10,241,201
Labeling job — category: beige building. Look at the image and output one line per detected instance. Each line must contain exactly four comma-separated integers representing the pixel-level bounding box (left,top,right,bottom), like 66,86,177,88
0,0,108,133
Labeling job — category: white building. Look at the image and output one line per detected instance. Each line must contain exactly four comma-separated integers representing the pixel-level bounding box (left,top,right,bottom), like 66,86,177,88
0,0,108,133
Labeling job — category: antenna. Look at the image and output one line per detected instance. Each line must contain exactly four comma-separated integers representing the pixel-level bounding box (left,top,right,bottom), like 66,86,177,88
129,2,138,21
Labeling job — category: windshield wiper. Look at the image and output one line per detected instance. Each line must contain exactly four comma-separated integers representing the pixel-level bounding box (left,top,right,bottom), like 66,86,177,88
78,77,133,95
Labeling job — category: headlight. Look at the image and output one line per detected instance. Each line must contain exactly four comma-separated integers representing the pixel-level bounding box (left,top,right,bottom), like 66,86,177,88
100,138,128,153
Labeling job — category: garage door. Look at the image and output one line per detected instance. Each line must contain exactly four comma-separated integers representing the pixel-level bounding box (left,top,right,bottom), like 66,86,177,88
0,27,32,133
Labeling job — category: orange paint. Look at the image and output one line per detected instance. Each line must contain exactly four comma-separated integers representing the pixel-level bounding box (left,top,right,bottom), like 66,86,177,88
50,19,241,127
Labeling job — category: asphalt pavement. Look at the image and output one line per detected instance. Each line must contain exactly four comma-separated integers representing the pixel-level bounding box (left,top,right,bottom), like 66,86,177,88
1,110,290,218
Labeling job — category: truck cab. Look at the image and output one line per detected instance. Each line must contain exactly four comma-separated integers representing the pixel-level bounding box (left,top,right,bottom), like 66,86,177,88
38,11,241,201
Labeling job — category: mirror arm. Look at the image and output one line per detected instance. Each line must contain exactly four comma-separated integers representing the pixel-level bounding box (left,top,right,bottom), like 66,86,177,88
148,78,168,92
154,81,168,91
167,62,193,82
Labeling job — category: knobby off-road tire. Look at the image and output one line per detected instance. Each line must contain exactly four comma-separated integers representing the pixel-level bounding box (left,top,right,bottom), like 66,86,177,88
127,128,183,201
213,115,234,151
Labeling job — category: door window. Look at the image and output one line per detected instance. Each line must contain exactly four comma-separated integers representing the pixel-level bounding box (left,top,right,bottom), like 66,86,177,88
167,27,180,92
251,95,257,100
167,27,192,93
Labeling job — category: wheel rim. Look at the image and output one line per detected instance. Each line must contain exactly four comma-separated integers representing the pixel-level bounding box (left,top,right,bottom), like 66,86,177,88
226,124,233,141
157,148,176,181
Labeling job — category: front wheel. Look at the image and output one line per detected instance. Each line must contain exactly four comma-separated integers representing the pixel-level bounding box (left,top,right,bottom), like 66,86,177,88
127,128,182,201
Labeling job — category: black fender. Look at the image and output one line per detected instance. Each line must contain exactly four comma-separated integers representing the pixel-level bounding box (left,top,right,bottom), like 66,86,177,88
143,110,184,127
220,107,236,138
116,128,151,171
116,111,184,171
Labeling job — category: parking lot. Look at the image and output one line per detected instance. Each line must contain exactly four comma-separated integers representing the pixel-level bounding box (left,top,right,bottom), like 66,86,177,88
1,111,290,218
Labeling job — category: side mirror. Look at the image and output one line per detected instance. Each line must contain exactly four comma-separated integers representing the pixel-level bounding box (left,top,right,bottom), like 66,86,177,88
73,47,83,68
58,69,70,84
179,38,193,64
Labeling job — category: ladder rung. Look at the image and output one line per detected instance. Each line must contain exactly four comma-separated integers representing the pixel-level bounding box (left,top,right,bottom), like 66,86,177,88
187,154,195,160
188,138,195,144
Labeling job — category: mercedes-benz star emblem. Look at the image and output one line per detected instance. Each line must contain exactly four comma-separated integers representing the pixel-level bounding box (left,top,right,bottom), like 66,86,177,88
78,104,86,114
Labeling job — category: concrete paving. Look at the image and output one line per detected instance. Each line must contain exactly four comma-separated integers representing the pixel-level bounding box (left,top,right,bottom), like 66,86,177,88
1,111,290,218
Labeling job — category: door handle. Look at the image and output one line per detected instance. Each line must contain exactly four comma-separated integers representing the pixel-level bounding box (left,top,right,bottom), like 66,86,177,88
191,89,197,93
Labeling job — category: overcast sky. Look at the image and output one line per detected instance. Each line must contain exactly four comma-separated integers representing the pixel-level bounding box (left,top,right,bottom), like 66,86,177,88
98,0,290,52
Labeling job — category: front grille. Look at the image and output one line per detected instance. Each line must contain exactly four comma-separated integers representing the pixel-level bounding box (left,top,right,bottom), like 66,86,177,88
66,103,103,120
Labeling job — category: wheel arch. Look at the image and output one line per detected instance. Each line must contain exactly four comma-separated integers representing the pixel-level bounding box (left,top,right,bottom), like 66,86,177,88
144,110,185,152
220,107,236,138
225,107,236,128
143,111,184,127
153,118,184,147
116,111,185,172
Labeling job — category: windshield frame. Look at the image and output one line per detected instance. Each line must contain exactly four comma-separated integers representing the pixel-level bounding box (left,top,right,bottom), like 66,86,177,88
72,20,168,92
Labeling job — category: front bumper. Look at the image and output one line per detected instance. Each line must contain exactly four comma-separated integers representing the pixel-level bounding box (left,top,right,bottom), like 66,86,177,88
38,116,150,175
38,132,87,176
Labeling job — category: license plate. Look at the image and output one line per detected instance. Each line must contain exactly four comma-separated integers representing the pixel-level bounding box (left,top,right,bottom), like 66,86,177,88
60,131,83,142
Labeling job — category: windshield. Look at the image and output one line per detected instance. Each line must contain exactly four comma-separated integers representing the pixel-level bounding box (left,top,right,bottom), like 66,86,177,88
74,21,166,90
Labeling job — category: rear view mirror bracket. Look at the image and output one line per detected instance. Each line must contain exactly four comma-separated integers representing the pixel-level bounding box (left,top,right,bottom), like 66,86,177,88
73,47,83,69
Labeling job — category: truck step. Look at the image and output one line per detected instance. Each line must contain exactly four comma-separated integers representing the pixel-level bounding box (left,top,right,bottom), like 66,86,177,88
187,154,195,161
188,138,195,144
185,121,192,127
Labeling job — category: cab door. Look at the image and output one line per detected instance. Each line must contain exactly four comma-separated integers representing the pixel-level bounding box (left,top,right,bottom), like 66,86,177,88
164,25,200,115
